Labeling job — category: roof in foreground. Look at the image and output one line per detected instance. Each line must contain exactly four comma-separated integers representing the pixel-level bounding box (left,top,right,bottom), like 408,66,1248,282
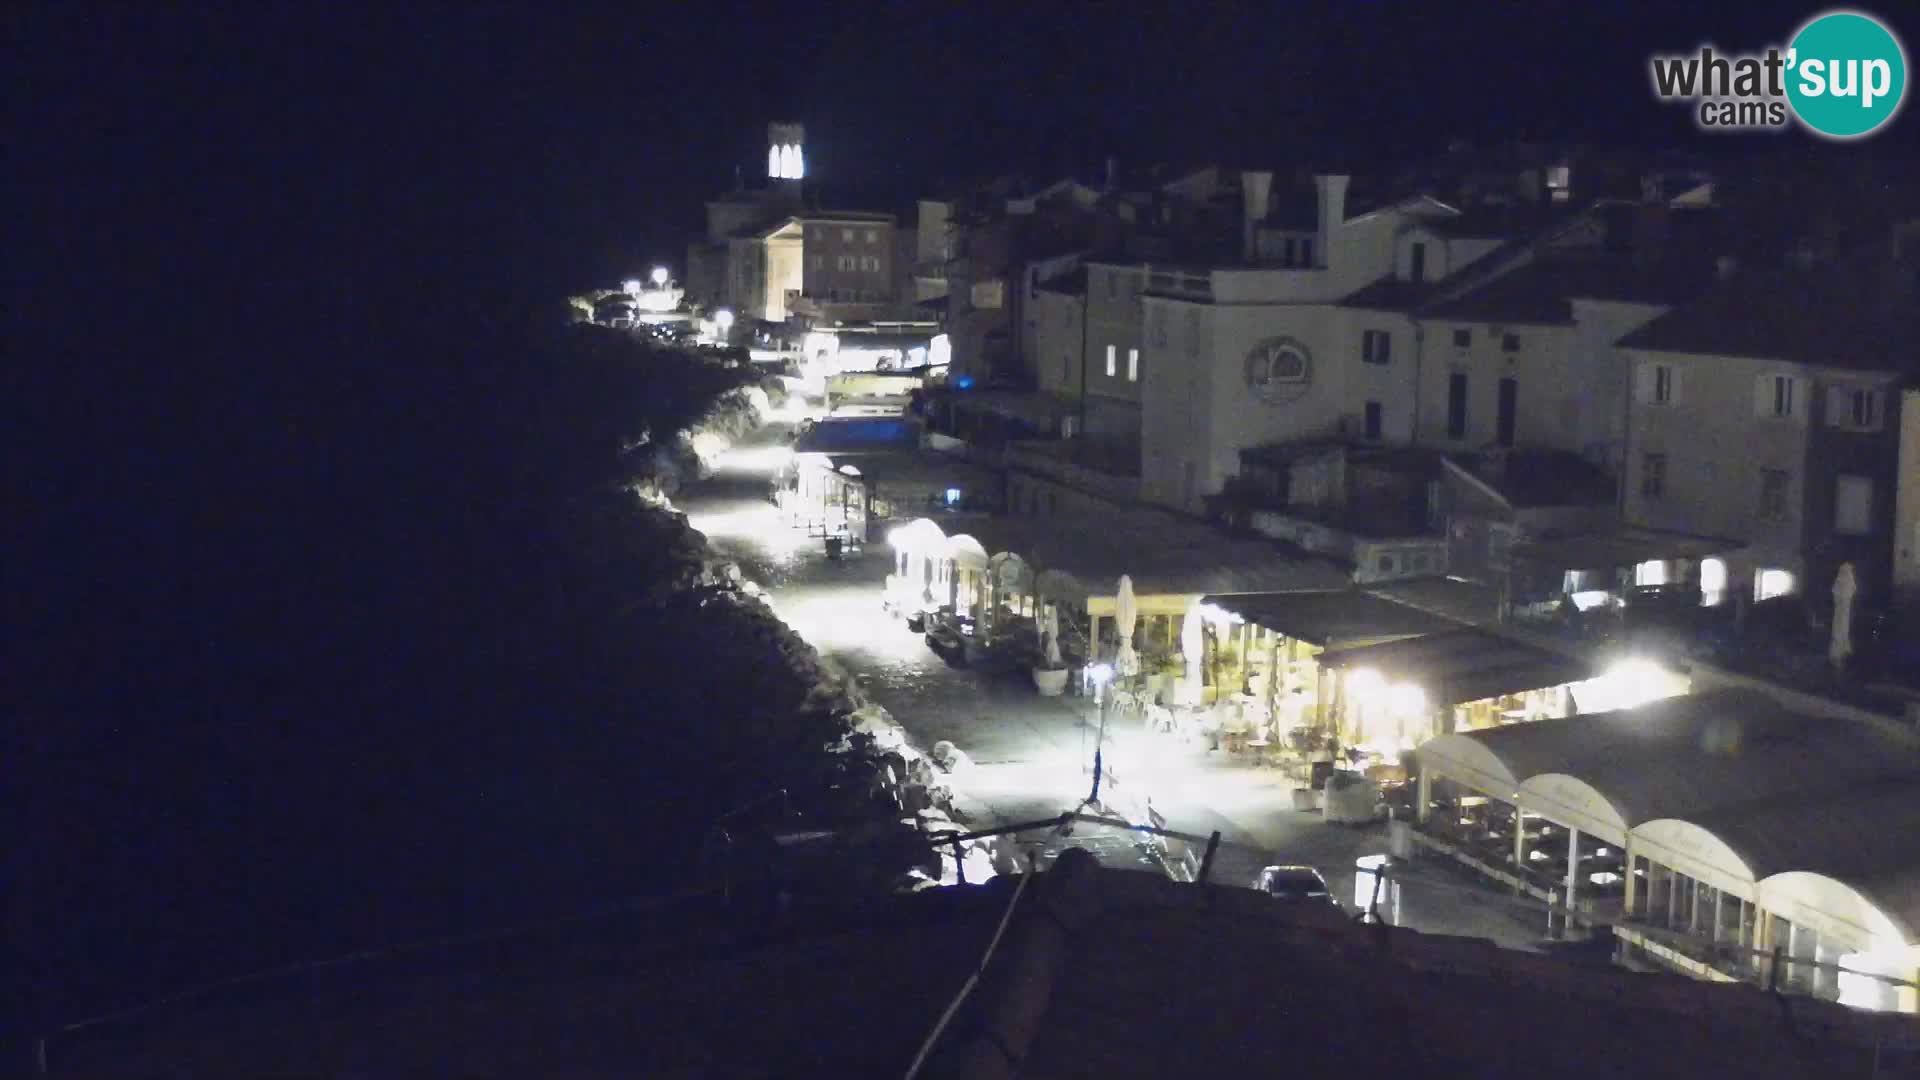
64,862,1907,1077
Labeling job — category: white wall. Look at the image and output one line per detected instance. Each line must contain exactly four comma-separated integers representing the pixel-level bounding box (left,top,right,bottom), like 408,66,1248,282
1897,389,1920,591
1624,349,1812,565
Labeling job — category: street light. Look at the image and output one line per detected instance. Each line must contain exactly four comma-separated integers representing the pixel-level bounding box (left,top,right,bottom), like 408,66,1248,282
1087,663,1114,804
622,279,642,296
714,307,734,342
651,266,670,288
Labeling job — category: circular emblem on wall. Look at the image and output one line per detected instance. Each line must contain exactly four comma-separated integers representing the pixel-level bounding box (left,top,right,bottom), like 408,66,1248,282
1244,337,1313,404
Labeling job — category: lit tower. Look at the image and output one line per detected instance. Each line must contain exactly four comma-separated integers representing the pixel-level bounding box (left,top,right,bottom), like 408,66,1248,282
767,122,805,188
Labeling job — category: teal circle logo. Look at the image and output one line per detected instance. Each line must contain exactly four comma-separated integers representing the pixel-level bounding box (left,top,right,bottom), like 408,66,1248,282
1786,11,1907,139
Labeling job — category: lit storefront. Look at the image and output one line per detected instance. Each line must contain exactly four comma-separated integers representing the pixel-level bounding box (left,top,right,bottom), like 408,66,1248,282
1412,688,1920,1013
1194,590,1463,744
1312,628,1605,760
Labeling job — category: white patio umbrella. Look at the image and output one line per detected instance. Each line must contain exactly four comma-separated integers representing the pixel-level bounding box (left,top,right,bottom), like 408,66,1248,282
1181,598,1204,681
1830,562,1857,673
1041,604,1064,668
1114,574,1140,678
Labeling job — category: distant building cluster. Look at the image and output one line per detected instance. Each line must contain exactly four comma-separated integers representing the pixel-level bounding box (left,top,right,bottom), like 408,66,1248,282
887,145,1918,628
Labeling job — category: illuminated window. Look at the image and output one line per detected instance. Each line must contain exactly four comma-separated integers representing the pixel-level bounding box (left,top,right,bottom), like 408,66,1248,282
1127,347,1138,382
1699,557,1727,606
842,228,854,243
1634,559,1667,586
1755,568,1795,601
1105,344,1116,376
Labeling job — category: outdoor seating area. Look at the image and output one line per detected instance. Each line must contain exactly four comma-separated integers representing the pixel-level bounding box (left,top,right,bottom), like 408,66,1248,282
1409,688,1920,1014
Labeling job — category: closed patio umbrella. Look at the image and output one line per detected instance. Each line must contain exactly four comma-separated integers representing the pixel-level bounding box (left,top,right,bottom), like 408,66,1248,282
1181,599,1204,681
1115,574,1139,678
1830,562,1857,673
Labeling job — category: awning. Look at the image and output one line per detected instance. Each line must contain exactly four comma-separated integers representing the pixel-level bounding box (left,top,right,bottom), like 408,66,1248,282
1316,627,1595,706
1202,590,1460,648
1511,527,1734,571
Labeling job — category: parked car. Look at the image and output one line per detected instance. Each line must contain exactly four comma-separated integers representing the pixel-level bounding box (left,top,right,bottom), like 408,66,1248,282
1253,864,1335,905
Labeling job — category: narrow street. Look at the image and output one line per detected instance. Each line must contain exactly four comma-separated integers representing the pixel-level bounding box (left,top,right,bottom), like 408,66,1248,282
683,421,1551,949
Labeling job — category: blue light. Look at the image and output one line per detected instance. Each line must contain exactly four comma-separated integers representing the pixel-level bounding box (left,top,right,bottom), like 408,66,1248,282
945,487,962,506
955,376,974,389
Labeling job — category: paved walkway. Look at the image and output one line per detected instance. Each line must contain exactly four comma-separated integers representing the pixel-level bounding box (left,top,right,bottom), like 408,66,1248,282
680,422,1547,949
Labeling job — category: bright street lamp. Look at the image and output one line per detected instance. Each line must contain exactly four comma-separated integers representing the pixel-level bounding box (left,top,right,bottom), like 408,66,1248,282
651,266,670,288
713,308,735,342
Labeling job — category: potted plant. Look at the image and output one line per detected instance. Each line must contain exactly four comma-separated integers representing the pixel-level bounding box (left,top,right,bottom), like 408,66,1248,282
1031,604,1069,696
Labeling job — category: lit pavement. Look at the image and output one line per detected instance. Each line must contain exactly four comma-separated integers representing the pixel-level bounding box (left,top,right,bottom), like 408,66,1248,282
682,423,1551,948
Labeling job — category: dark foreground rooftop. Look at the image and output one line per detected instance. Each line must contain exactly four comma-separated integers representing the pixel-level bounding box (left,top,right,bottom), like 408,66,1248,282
53,853,1916,1077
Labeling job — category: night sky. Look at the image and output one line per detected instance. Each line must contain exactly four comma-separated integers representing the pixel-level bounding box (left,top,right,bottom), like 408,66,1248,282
18,2,1865,303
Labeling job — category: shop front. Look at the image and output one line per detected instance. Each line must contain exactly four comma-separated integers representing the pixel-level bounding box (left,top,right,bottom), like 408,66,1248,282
1313,627,1598,761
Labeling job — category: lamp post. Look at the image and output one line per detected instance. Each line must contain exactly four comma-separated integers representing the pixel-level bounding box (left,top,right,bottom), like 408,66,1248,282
1087,662,1114,804
714,307,734,343
651,266,670,289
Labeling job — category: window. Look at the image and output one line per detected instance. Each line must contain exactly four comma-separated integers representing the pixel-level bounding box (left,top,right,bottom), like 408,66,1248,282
1758,468,1790,520
1641,453,1667,498
1502,332,1520,352
1361,329,1392,365
1757,374,1797,418
1447,372,1469,438
1300,238,1314,266
1126,347,1139,382
865,229,878,244
1105,344,1116,377
1452,328,1471,349
1364,400,1383,440
1835,475,1873,535
1755,568,1796,601
809,255,823,271
1827,386,1882,431
1640,363,1678,405
1409,242,1427,283
1699,557,1727,606
841,228,854,242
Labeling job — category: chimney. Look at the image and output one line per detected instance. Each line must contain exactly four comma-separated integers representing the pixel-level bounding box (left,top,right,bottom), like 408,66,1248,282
1240,170,1273,263
1313,174,1349,272
1715,255,1739,281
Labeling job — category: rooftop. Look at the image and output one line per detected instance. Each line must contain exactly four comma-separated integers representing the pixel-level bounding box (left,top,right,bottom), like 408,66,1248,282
63,859,1911,1077
1315,625,1598,706
1445,449,1617,510
1202,588,1464,647
1617,247,1919,373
